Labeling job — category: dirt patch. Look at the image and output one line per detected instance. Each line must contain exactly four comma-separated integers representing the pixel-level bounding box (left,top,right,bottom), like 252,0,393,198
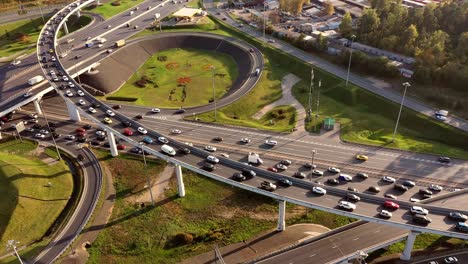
166,62,179,70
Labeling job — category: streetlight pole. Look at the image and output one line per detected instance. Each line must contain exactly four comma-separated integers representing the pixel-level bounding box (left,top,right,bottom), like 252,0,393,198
311,150,316,168
6,240,24,264
263,1,266,40
41,100,61,160
391,82,410,143
345,35,356,87
308,68,314,120
211,66,217,122
37,1,46,25
141,146,155,206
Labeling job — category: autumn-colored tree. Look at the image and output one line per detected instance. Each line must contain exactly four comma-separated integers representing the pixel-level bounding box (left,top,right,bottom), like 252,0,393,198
324,1,335,16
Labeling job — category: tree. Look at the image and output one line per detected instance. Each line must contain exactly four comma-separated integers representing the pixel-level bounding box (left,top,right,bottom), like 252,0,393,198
401,24,419,55
317,33,328,51
339,11,353,38
455,32,468,63
357,9,380,45
324,1,334,16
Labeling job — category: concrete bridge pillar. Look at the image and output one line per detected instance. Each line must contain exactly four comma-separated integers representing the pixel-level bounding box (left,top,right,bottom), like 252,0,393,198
33,98,43,115
400,231,419,261
96,0,101,5
76,10,81,17
63,21,69,34
106,130,119,157
277,200,286,231
65,100,81,122
175,164,185,197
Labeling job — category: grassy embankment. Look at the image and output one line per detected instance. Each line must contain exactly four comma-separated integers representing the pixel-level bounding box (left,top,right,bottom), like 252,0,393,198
85,0,146,19
102,48,238,108
86,150,355,263
0,140,73,259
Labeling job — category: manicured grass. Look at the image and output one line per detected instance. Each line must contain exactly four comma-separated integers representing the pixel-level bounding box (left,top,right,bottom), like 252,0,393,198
103,48,238,108
0,17,46,58
0,140,73,256
86,0,146,19
87,150,354,263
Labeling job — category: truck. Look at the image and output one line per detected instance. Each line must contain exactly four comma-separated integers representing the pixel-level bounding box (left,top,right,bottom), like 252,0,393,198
115,39,126,48
28,75,44,85
85,42,94,48
248,152,263,165
154,13,160,19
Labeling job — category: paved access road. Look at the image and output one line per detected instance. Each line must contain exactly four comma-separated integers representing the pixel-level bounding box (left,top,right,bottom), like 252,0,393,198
211,9,468,133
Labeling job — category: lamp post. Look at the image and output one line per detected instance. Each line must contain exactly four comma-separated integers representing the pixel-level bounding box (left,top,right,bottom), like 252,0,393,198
311,150,316,168
211,66,217,122
41,100,62,160
6,240,24,264
141,145,155,206
308,68,314,120
38,1,46,25
391,82,410,143
345,35,356,87
263,1,266,40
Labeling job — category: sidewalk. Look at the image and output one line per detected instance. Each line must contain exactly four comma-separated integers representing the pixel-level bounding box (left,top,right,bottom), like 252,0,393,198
181,224,330,264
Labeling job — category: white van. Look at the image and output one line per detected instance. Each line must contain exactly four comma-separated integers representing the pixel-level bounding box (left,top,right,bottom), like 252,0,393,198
161,144,176,156
255,68,260,76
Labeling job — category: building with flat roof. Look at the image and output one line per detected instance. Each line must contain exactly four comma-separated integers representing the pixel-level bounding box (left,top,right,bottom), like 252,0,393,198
172,7,203,20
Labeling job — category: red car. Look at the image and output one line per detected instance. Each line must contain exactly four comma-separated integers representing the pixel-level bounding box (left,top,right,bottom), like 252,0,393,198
123,128,133,136
76,127,86,136
383,200,400,210
117,144,126,150
267,167,278,173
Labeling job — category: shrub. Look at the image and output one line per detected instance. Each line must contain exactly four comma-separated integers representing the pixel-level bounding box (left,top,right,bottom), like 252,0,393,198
106,96,137,102
111,1,121,6
136,79,147,87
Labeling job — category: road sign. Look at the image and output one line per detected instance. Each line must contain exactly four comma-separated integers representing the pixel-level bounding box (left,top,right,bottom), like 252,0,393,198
15,122,25,133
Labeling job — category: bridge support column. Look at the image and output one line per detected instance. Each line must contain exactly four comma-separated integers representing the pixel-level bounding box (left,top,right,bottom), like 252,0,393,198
277,200,286,231
76,10,81,17
33,98,42,115
106,130,119,157
96,0,101,5
175,164,185,197
65,100,81,122
400,231,419,261
63,21,69,34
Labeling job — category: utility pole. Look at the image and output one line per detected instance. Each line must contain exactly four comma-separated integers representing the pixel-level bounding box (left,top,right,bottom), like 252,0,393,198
141,147,155,206
392,82,410,143
6,240,24,264
308,68,314,121
315,79,321,131
345,35,356,87
211,66,217,122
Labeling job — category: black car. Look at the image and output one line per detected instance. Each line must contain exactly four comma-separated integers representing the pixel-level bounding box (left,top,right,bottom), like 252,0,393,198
74,55,81,60
112,105,121,110
356,172,368,179
97,135,106,141
213,136,223,142
91,140,101,146
33,124,42,129
402,180,416,188
76,136,87,143
241,169,256,179
91,102,101,108
277,178,293,187
179,147,191,155
232,172,246,182
83,124,92,129
135,115,143,119
103,142,111,148
121,121,132,127
346,193,361,202
327,178,339,185
449,212,468,221
48,122,56,127
419,189,433,196
303,162,315,169
394,183,409,192
347,187,358,192
438,156,451,163
368,186,381,193
175,109,186,114
203,163,215,171
51,132,60,138
413,215,432,225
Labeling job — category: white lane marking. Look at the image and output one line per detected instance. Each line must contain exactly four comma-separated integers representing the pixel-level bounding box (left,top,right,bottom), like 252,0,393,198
353,237,359,241
309,254,316,257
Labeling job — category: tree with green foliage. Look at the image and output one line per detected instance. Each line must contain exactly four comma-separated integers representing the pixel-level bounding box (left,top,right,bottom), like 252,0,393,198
317,33,328,51
357,8,380,45
401,24,419,55
339,12,353,38
455,32,468,63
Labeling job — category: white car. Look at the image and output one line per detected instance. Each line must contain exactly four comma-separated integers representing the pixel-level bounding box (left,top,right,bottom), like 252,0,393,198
171,129,181,134
267,39,275,43
151,108,161,113
78,99,86,105
65,135,75,140
30,113,38,119
379,210,392,218
77,90,84,96
410,206,429,215
312,169,324,176
98,44,104,48
65,90,73,97
39,129,49,134
63,76,69,81
328,167,341,173
51,56,56,61
206,155,219,164
276,163,288,170
23,92,33,98
184,142,193,146
339,174,353,181
106,49,113,53
88,107,97,114
50,70,55,75
428,184,443,191
68,81,75,88
204,145,217,152
220,153,229,158
338,201,356,211
106,25,112,29
35,133,45,139
312,186,326,195
241,137,251,143
96,130,106,137
265,139,277,146
137,127,148,134
158,137,169,144
106,110,115,116
382,176,396,183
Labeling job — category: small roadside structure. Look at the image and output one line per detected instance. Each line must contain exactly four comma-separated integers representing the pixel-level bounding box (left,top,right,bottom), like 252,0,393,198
323,117,335,130
172,7,204,22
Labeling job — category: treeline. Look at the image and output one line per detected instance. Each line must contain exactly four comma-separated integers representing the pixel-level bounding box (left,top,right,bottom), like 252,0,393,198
0,0,72,12
342,0,468,90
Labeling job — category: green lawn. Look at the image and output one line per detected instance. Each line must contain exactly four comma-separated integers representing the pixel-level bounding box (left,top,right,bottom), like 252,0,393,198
102,48,238,108
86,0,146,19
87,150,355,263
0,17,45,58
0,140,73,256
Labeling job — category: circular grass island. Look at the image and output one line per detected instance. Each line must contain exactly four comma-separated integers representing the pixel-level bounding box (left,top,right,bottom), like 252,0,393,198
105,48,238,108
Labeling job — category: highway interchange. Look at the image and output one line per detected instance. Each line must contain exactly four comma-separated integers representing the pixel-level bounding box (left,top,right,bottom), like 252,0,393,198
0,0,467,263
